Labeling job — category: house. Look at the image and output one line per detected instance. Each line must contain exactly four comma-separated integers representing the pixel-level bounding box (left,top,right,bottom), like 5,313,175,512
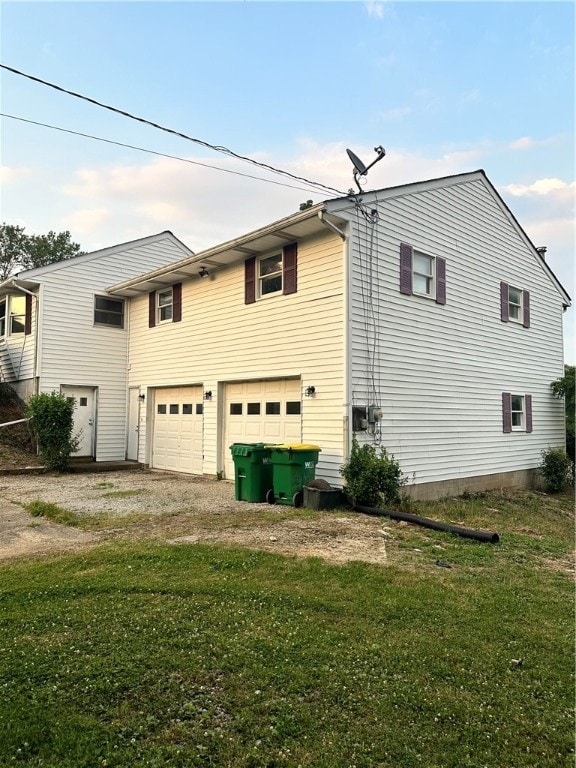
0,231,195,461
106,170,570,499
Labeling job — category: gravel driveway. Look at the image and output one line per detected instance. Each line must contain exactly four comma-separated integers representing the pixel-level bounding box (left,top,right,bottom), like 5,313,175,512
0,469,389,564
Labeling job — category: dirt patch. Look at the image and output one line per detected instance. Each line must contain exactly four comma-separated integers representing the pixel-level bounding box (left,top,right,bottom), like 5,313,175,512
0,470,390,565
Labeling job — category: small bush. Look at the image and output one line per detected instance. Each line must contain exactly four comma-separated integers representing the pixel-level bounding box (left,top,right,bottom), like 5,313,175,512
540,447,573,493
340,436,406,507
23,500,81,526
26,391,79,472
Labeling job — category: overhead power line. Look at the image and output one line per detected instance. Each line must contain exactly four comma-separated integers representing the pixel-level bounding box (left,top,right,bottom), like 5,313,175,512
0,113,327,196
0,64,345,198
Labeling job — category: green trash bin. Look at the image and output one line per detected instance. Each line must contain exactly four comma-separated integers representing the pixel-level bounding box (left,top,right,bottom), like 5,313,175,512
230,443,274,502
266,444,321,507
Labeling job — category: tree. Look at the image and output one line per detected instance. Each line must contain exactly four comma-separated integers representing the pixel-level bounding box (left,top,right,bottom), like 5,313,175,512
0,223,84,280
551,364,575,464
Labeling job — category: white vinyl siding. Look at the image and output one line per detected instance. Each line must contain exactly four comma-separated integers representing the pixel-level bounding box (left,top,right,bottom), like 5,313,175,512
127,231,345,484
20,234,193,461
339,176,566,485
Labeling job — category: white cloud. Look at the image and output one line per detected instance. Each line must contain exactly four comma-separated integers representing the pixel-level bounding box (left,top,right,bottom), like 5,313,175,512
0,165,31,184
377,106,412,122
504,178,574,197
508,135,561,151
364,2,392,20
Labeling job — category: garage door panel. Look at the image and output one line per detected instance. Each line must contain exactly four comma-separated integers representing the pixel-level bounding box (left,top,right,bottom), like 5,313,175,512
152,387,203,474
223,378,302,479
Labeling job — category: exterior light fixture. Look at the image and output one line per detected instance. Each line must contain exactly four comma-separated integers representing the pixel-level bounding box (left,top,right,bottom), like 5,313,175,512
304,386,316,397
199,266,209,278
138,393,145,402
204,391,212,401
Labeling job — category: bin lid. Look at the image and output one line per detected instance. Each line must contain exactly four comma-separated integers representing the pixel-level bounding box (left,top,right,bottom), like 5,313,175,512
268,443,321,451
230,442,267,456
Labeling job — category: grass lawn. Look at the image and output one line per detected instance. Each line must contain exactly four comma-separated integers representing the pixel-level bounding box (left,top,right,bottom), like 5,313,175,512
0,490,574,768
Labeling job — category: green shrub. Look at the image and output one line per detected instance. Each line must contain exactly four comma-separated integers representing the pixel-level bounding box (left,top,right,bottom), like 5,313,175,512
340,436,406,507
26,391,79,472
540,446,573,493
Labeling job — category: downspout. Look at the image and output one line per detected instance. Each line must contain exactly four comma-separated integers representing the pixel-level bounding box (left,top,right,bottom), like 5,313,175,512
5,278,40,394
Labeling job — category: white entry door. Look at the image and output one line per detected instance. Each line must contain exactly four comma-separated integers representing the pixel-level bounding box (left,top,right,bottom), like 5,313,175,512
223,378,302,479
152,386,204,474
61,386,96,457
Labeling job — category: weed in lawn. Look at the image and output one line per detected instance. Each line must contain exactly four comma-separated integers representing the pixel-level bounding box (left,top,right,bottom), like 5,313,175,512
21,500,82,527
92,481,115,489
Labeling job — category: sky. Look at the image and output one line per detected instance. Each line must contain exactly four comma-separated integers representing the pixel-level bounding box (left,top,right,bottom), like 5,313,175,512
1,0,574,362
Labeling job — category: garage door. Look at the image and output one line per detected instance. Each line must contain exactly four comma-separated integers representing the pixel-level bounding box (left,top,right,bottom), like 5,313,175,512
223,378,301,479
152,386,203,474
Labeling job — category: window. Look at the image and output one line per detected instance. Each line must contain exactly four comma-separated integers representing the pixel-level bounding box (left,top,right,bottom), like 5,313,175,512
266,402,281,415
247,402,261,415
148,284,182,328
502,392,533,433
157,289,173,323
230,403,243,415
0,300,5,337
258,254,283,297
286,401,301,415
169,404,179,414
182,404,193,415
500,282,530,327
9,296,25,335
94,296,125,327
245,243,298,304
195,404,203,415
157,404,167,414
399,243,446,304
413,252,434,296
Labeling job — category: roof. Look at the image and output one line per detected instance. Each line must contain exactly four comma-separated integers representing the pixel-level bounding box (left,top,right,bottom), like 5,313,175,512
107,205,347,297
109,170,569,306
0,231,194,292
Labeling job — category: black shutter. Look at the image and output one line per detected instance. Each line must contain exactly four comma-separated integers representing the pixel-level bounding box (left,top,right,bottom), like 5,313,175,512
245,257,256,304
399,243,413,295
435,258,446,305
172,283,182,323
500,282,509,322
24,294,32,335
148,291,156,328
525,394,533,433
522,290,530,328
283,243,298,296
502,392,512,433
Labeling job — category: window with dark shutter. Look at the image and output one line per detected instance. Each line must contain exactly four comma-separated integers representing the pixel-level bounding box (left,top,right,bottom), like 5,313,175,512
283,243,298,296
172,283,182,323
501,282,530,327
399,243,413,295
148,291,156,328
24,294,32,335
245,257,256,304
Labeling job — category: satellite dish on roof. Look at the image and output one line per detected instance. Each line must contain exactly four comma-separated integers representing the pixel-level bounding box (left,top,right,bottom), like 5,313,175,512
346,145,386,193
346,149,368,176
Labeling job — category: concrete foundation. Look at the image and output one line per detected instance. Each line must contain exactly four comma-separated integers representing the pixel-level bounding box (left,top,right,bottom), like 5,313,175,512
405,468,540,501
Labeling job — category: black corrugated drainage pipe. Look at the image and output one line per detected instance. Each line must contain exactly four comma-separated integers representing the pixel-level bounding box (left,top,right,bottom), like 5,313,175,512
354,505,500,544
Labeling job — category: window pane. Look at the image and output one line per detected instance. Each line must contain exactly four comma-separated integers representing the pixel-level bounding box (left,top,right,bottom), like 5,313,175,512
95,310,123,326
79,398,88,407
10,296,25,315
509,287,522,305
259,254,282,277
169,404,179,414
158,291,172,306
196,404,203,415
261,275,282,296
511,395,523,410
157,404,167,414
286,401,301,415
230,403,243,415
182,404,193,415
159,305,173,322
512,412,523,427
413,274,432,295
414,253,433,276
266,402,281,415
247,402,261,415
95,297,123,313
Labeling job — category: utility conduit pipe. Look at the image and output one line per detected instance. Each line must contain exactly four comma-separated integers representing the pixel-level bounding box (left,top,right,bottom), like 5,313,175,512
354,505,500,544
